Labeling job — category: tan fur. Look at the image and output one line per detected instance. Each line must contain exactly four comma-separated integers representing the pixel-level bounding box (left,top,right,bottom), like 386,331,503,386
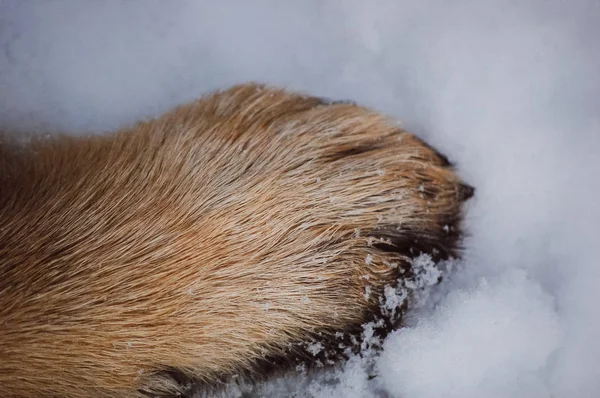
0,83,472,397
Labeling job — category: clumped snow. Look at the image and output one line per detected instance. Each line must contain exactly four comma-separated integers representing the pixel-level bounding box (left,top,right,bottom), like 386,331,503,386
306,342,325,357
1,1,598,397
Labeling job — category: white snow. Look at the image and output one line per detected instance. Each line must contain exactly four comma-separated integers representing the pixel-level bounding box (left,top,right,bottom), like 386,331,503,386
378,270,562,398
1,1,598,397
306,342,325,357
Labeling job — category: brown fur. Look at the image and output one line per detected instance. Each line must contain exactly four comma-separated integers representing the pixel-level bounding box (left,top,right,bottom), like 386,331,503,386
0,83,473,398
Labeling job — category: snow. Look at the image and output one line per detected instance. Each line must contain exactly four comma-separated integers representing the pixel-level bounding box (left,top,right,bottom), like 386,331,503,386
379,270,562,398
306,342,325,357
1,1,598,397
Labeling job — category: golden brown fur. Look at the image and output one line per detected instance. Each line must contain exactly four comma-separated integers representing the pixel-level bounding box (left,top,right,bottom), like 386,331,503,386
0,83,473,397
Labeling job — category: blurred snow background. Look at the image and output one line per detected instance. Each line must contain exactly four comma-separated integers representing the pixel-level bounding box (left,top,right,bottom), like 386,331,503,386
1,1,598,397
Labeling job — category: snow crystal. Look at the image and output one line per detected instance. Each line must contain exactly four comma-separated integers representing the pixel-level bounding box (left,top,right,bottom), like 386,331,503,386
306,342,324,356
381,284,407,320
406,253,442,289
360,319,385,352
364,285,372,300
295,363,306,373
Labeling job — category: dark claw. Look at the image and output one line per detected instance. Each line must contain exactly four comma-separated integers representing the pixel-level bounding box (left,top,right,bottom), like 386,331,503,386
459,183,475,201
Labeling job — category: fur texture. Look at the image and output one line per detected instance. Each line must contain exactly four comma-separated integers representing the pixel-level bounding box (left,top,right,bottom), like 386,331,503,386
0,83,473,397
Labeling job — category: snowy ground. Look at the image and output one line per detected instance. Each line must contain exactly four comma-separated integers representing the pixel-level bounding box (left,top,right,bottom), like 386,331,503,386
1,1,599,397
